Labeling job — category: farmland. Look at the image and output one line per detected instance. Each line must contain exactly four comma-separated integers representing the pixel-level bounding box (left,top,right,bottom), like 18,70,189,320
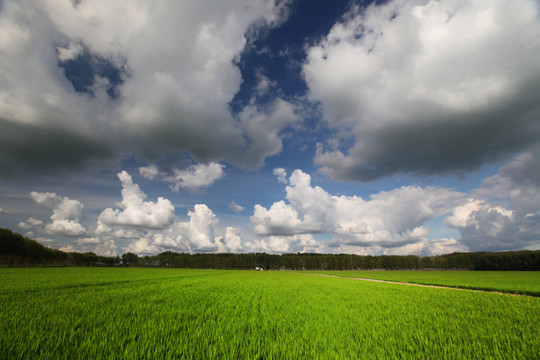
1,268,539,359
305,270,540,296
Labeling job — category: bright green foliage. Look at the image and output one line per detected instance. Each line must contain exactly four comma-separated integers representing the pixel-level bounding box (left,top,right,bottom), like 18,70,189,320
306,270,540,296
1,268,539,359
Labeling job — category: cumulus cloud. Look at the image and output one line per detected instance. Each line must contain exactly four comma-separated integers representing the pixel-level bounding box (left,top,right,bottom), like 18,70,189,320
18,217,44,230
75,237,100,245
94,239,118,257
304,0,540,181
29,191,87,236
139,162,225,192
273,167,288,184
245,234,323,254
90,168,245,254
237,99,301,169
99,171,175,229
254,71,277,97
124,204,228,254
59,245,76,253
220,227,244,252
56,42,84,62
251,169,466,253
335,237,467,257
446,149,540,251
95,183,239,253
229,201,245,213
184,204,220,252
126,238,161,255
446,200,515,251
138,164,159,180
0,0,295,178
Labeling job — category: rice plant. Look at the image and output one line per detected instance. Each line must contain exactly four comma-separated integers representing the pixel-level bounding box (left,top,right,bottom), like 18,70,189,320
305,270,540,296
1,268,538,359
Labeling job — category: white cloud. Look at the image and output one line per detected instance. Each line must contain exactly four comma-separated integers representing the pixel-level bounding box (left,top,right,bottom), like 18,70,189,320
0,0,294,177
98,171,175,229
273,168,288,184
446,200,517,251
245,234,322,254
94,239,118,257
75,237,100,245
91,169,246,254
56,42,84,61
229,201,245,213
304,0,540,181
35,237,55,245
254,71,277,97
0,15,30,54
220,227,244,253
334,237,467,257
59,245,76,253
446,150,540,251
126,238,161,256
237,99,301,169
252,200,314,236
95,222,142,240
138,164,159,180
140,162,225,192
152,233,179,249
18,217,44,230
100,201,236,255
43,219,87,237
184,204,219,252
251,169,466,254
29,191,87,236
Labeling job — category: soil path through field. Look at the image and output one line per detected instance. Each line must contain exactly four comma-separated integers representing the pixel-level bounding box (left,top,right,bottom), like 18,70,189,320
304,273,535,297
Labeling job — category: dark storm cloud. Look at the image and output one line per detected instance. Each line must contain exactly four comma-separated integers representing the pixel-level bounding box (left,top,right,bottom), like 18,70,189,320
498,147,540,187
0,119,113,178
316,92,540,181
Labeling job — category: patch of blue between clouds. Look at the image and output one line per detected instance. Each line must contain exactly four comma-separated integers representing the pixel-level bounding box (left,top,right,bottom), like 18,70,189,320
57,46,127,99
230,0,353,114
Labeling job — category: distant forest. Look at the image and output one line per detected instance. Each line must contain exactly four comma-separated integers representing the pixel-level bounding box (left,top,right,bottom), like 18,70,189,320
1,228,539,271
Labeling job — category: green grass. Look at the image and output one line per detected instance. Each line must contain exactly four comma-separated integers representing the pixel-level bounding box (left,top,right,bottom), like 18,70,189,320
1,268,539,359
304,270,540,296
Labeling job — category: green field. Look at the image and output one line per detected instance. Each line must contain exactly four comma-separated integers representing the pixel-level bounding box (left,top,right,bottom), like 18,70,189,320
305,270,540,296
1,268,539,359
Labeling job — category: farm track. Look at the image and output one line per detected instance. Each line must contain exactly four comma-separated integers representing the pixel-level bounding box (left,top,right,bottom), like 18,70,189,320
304,273,537,297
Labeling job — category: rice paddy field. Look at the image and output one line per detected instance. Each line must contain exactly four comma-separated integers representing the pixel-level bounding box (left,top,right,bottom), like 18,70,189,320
305,270,540,296
1,268,539,359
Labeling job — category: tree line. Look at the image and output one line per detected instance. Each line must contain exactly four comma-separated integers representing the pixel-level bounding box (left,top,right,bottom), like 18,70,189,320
1,228,539,270
0,228,118,267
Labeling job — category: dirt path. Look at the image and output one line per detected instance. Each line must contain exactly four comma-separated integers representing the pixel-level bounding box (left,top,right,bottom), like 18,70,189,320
305,273,535,297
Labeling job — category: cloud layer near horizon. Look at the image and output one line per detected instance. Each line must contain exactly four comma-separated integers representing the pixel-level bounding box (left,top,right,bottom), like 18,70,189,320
251,169,468,255
19,148,538,256
249,150,540,254
253,150,540,254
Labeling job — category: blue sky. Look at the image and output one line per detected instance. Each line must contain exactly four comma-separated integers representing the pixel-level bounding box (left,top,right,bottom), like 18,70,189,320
1,0,539,256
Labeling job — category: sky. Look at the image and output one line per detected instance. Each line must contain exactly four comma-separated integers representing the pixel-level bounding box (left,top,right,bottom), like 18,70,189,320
1,0,539,257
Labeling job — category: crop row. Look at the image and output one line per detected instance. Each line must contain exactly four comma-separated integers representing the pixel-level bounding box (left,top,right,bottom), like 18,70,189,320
304,270,540,296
